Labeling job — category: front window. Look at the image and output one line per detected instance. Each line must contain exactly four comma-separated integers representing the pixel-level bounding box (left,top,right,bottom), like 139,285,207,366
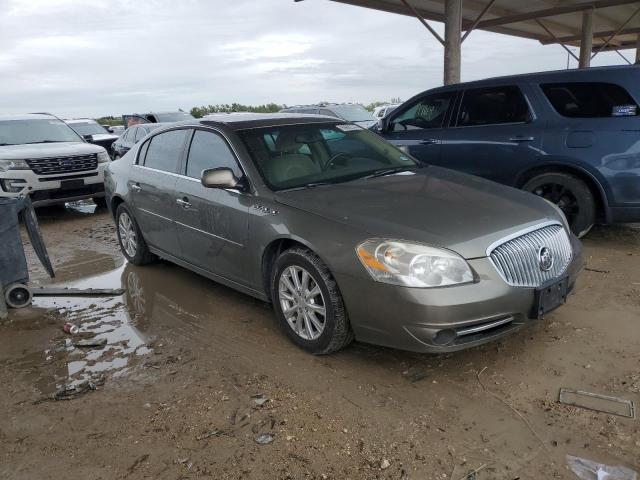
0,119,83,145
456,86,531,126
329,105,375,122
238,123,418,191
68,121,108,136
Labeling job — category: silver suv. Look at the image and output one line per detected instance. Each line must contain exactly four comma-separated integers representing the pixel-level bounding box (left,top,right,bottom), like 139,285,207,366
0,114,110,206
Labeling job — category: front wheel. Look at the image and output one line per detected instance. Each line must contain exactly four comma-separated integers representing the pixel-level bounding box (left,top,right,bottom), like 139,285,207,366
523,172,596,238
115,204,156,265
272,247,353,354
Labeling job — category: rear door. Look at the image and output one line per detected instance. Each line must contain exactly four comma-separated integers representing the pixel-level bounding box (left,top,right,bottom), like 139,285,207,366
129,128,190,257
174,128,251,285
437,84,543,185
381,91,456,165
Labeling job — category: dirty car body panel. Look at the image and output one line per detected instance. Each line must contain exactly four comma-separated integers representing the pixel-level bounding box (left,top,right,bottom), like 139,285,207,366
105,114,583,354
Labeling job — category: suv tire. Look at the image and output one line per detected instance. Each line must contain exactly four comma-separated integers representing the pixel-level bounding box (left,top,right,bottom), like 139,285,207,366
523,172,596,238
272,247,353,354
115,203,156,265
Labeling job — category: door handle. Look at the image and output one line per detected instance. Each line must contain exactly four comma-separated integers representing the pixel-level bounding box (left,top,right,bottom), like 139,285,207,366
418,139,438,145
176,198,192,209
509,136,534,142
131,183,142,192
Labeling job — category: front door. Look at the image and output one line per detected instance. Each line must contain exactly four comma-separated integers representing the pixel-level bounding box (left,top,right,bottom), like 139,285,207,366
174,129,251,285
437,84,543,186
130,128,190,257
382,91,456,165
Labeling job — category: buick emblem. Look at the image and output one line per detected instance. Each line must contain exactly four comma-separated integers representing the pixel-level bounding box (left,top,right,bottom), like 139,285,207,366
538,247,554,271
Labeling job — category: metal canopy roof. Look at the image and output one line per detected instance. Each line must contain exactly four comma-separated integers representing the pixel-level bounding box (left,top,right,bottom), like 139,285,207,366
331,0,640,52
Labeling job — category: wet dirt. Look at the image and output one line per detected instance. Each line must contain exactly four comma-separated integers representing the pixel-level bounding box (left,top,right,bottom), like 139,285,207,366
1,201,639,479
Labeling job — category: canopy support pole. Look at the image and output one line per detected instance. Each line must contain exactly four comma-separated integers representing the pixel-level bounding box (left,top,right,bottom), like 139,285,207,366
579,9,594,68
444,0,462,85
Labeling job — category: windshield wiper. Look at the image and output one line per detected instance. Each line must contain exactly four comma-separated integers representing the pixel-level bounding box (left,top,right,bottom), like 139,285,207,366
282,181,333,191
362,166,418,179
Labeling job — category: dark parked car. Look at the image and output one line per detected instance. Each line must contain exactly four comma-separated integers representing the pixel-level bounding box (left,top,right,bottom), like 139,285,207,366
111,123,167,159
122,112,194,127
280,103,376,128
105,113,581,355
375,65,640,237
66,118,119,156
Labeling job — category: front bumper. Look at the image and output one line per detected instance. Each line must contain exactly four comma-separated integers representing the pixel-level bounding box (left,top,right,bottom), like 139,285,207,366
338,235,583,353
0,164,107,206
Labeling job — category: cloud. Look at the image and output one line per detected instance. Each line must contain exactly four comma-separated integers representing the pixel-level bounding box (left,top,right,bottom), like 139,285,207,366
0,0,631,118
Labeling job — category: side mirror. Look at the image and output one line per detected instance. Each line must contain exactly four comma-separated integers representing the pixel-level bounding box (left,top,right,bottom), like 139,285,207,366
107,127,114,133
83,134,94,142
201,167,240,189
376,118,385,131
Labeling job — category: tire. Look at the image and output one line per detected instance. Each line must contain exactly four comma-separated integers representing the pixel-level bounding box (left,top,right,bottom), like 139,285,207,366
93,196,107,208
523,172,596,238
115,203,156,265
4,283,33,309
271,247,353,354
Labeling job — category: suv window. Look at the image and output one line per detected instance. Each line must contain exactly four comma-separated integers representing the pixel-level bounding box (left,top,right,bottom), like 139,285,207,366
457,86,530,126
134,127,147,142
143,129,188,173
185,130,241,179
391,92,454,131
541,82,639,118
320,109,338,118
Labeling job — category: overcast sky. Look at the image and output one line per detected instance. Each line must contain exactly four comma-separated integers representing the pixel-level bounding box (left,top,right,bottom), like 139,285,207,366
0,0,631,118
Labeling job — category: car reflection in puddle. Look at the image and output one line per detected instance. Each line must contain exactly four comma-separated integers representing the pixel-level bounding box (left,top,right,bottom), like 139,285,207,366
33,258,268,396
35,263,153,394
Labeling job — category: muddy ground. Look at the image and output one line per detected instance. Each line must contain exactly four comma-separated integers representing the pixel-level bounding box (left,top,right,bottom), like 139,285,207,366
1,201,639,480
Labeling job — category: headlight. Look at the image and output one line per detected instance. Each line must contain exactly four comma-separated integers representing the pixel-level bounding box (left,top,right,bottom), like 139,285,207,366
97,151,110,163
356,239,475,288
0,159,29,172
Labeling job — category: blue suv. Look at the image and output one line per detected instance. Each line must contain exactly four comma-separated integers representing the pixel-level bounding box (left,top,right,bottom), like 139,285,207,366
375,65,640,236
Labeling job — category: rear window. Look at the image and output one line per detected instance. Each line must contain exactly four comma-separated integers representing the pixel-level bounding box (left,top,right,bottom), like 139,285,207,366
541,82,638,118
457,86,531,126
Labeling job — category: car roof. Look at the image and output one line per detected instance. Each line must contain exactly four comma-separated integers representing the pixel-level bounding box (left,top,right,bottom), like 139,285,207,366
0,113,58,121
65,118,98,124
199,112,341,130
432,65,639,92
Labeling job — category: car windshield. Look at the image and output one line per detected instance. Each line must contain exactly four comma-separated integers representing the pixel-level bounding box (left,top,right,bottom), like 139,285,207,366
238,122,419,191
154,112,194,122
0,119,82,145
330,105,375,122
68,122,108,136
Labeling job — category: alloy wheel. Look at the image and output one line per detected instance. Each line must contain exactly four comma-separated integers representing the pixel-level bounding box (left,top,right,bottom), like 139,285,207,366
118,212,138,258
278,265,327,340
532,183,579,226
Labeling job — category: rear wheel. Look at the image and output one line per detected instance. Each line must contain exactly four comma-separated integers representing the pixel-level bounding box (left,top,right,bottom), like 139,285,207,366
4,283,33,309
272,247,353,354
115,204,156,265
523,172,596,238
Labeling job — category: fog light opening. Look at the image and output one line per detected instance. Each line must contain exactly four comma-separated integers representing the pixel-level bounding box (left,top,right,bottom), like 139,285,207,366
433,328,457,346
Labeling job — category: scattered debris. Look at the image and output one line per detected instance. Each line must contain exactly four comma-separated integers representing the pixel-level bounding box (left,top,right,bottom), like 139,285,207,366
33,287,126,297
559,388,635,419
196,429,223,441
409,370,429,383
380,459,391,470
34,377,105,403
454,464,487,480
585,267,610,274
74,337,107,348
255,433,274,445
567,455,637,480
63,323,79,335
251,393,268,406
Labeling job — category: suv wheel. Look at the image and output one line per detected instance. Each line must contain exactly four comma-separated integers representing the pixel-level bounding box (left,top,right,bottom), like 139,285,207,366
115,204,156,265
272,247,353,354
523,172,596,238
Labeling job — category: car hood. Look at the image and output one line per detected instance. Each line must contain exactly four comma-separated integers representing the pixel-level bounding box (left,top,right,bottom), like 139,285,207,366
275,167,561,259
0,142,105,160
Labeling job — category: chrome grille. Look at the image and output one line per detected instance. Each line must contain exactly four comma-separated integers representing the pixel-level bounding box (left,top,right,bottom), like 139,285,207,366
489,224,572,287
25,154,98,175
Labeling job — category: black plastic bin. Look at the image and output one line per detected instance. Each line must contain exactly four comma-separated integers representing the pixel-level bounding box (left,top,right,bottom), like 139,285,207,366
0,198,32,309
0,196,53,310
